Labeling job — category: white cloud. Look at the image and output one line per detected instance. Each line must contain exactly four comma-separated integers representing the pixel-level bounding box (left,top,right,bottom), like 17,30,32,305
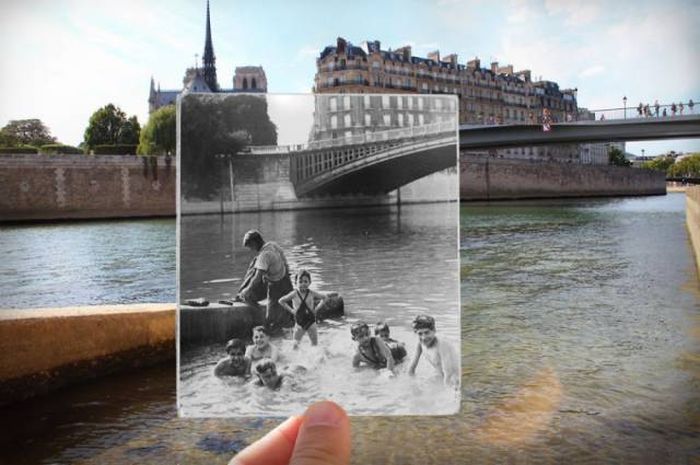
544,0,602,25
580,65,605,78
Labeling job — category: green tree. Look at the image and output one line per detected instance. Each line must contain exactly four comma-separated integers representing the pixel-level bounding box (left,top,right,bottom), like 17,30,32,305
0,119,56,147
138,106,176,156
608,147,631,167
180,94,277,199
83,104,140,150
668,154,700,178
641,155,675,173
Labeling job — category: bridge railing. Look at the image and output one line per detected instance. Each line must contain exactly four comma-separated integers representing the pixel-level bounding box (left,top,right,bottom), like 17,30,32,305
306,121,455,150
587,99,698,121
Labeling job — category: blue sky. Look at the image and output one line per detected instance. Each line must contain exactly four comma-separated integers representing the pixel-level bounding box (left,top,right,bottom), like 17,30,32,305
1,0,699,155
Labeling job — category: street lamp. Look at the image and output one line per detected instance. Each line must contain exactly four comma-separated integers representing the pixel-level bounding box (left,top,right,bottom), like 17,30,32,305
623,96,627,119
641,148,645,158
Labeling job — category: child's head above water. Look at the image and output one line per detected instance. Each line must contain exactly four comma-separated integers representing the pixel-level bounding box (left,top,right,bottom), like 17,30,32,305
350,321,370,342
374,321,390,339
295,269,311,290
412,315,437,346
252,326,270,347
255,358,280,387
225,338,246,356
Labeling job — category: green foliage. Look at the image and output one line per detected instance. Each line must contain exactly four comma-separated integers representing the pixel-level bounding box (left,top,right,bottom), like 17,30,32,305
39,144,82,155
93,144,138,155
668,154,700,178
180,94,277,200
0,145,38,154
0,119,56,147
84,104,140,150
640,155,675,173
138,106,176,156
608,147,631,167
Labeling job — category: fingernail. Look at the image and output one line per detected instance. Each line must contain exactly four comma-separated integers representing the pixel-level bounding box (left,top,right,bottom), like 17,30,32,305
304,401,343,427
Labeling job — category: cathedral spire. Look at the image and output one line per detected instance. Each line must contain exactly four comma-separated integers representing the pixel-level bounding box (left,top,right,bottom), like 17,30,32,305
202,0,219,92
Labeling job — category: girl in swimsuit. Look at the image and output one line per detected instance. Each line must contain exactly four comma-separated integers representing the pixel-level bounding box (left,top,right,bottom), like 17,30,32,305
279,269,326,348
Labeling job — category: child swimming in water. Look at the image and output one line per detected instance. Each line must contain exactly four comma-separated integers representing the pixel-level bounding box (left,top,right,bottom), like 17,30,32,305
214,338,251,378
245,326,279,365
351,322,395,374
279,269,326,348
251,358,298,390
407,314,459,389
375,321,407,363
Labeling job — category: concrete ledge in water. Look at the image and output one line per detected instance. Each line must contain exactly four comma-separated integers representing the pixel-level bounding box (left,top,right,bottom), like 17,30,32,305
0,303,175,406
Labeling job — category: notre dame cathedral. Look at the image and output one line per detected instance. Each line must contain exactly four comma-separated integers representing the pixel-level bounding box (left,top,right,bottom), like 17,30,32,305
148,1,267,114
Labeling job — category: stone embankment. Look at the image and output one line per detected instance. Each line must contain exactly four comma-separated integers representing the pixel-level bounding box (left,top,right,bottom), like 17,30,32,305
686,186,700,276
0,304,174,406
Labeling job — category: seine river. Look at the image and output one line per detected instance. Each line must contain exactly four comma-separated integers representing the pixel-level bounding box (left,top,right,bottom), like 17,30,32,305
1,194,698,464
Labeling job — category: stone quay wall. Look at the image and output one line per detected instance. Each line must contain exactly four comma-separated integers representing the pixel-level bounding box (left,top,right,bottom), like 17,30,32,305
0,304,174,406
182,153,459,215
0,154,175,222
461,156,666,200
686,186,700,277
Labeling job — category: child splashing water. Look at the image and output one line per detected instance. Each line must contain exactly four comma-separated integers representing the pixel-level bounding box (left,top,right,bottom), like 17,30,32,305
350,322,396,376
245,326,279,367
279,269,326,348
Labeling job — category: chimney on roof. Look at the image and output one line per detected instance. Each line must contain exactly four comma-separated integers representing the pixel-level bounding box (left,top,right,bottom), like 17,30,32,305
427,50,440,62
517,69,531,82
498,64,514,74
443,53,458,67
337,37,347,54
395,45,412,60
467,58,480,70
491,61,498,73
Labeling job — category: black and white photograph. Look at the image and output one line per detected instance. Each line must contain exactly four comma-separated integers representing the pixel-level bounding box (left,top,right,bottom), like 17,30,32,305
178,92,460,417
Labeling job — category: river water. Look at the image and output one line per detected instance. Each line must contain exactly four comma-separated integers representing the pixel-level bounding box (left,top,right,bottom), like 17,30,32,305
1,194,698,464
179,203,460,417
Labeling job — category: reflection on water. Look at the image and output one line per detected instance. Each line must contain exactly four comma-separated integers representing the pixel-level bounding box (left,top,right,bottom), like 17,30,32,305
0,219,175,309
180,203,460,416
1,195,699,464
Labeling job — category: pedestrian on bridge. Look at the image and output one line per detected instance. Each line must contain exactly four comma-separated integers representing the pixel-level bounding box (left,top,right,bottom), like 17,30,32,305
637,103,643,117
679,102,684,115
689,99,695,114
672,102,677,116
654,100,660,117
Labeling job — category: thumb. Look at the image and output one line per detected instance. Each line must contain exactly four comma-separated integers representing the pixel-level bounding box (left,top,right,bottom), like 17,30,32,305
290,401,351,465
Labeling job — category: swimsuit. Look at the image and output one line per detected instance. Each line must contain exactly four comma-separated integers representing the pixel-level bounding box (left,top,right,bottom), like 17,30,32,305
359,337,387,369
295,289,316,330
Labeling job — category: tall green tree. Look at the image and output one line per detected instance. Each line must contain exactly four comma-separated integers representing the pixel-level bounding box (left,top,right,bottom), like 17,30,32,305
640,155,675,173
180,94,277,200
668,154,700,178
608,147,631,167
83,104,140,149
0,119,56,147
138,106,176,156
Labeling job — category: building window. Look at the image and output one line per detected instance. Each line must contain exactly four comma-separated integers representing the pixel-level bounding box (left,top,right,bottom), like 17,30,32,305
364,94,370,107
382,95,390,108
242,77,248,90
365,113,371,126
344,113,351,127
330,97,337,111
408,113,414,125
383,113,390,126
398,113,404,126
331,115,338,129
251,78,257,89
343,96,350,109
418,98,424,110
